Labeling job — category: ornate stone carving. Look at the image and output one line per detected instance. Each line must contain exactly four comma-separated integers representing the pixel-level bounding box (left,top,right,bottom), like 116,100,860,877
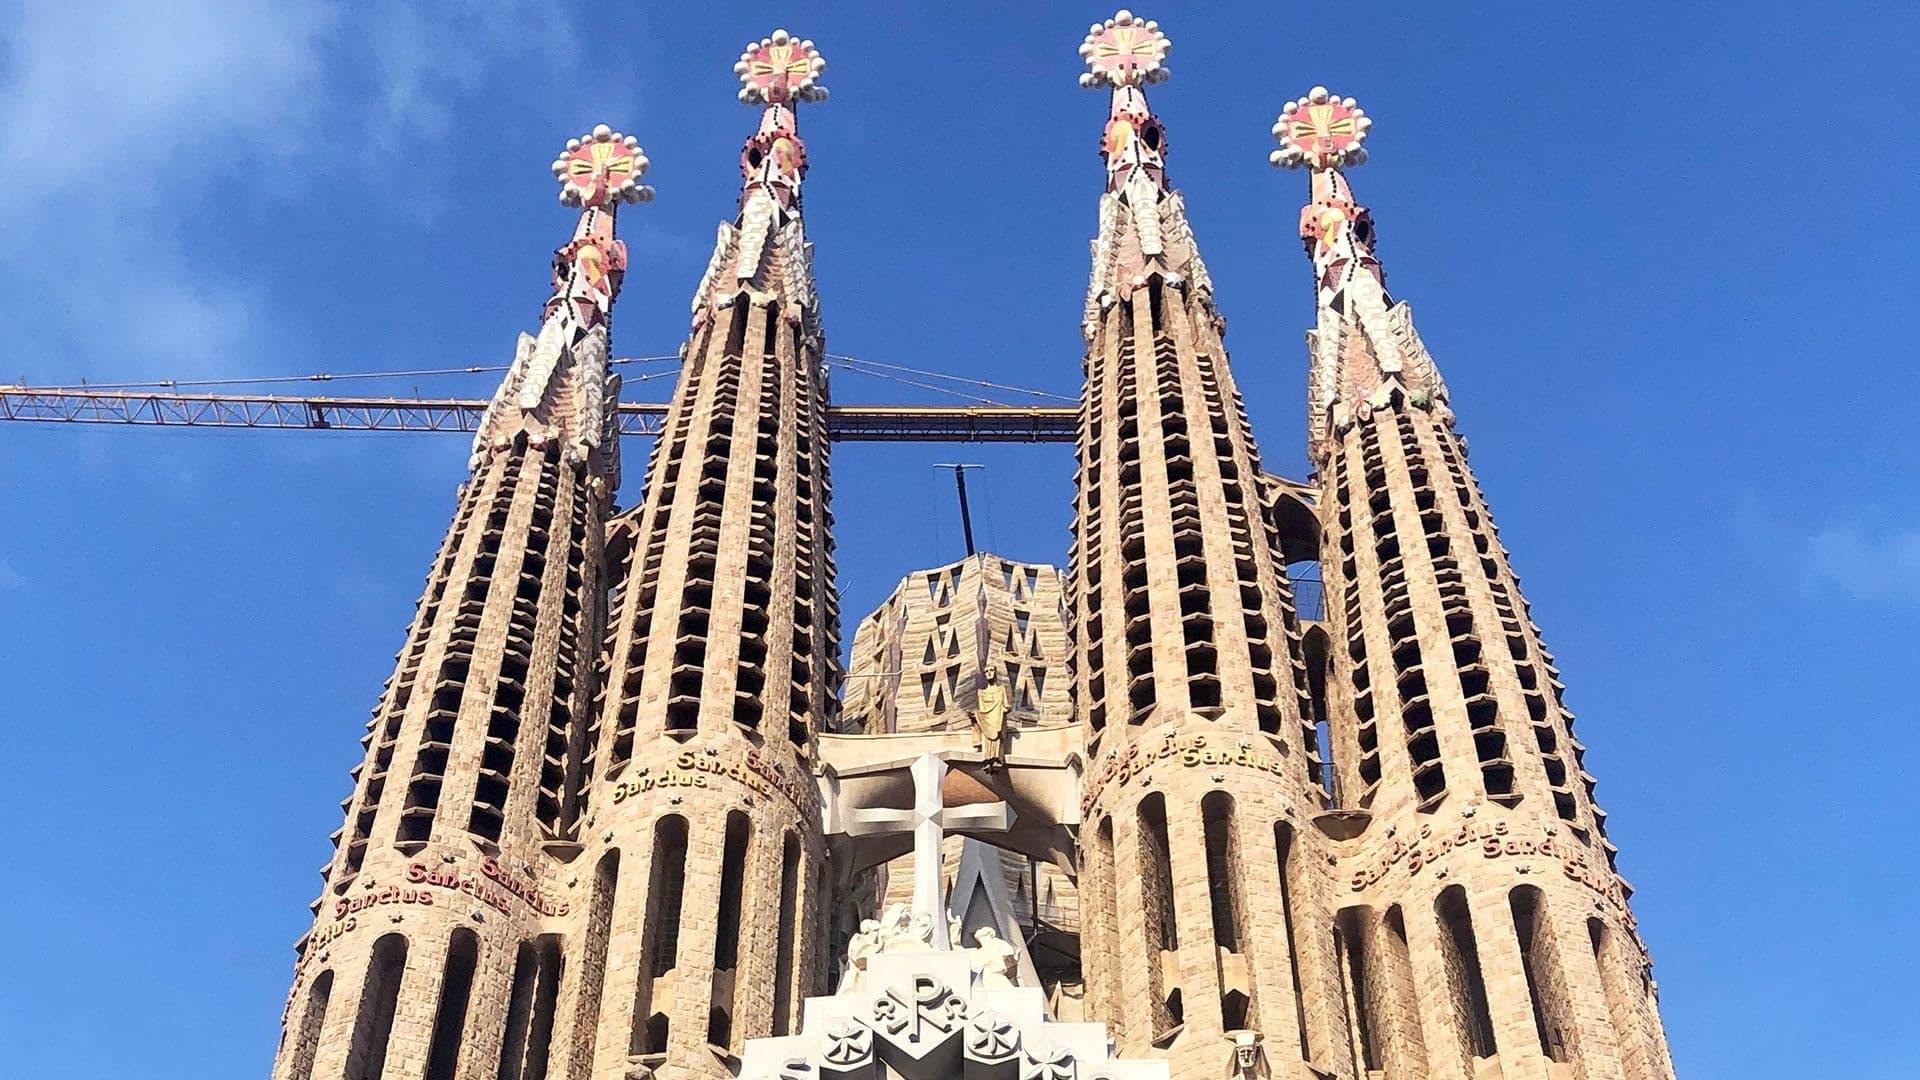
1224,1031,1267,1080
1020,1042,1076,1080
967,926,1019,990
1271,90,1449,462
967,1010,1022,1060
824,1020,874,1068
1077,10,1211,338
471,124,649,472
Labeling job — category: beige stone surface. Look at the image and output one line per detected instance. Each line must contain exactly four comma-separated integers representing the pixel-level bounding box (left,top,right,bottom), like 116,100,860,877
271,37,1674,1080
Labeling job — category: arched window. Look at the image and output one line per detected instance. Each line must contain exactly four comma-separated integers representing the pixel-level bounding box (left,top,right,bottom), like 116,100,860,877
345,933,408,1080
772,833,802,1036
709,812,752,1048
1092,816,1123,1029
283,969,331,1080
1589,917,1660,1079
1274,822,1313,1061
425,928,479,1080
1335,907,1380,1072
1139,793,1181,1041
556,850,619,1077
1510,886,1572,1062
631,815,688,1057
1201,792,1240,952
1435,885,1497,1059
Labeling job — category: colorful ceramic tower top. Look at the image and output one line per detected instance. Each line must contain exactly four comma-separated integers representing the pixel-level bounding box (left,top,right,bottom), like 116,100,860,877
1077,11,1215,340
470,124,653,478
1270,90,1448,466
686,30,828,329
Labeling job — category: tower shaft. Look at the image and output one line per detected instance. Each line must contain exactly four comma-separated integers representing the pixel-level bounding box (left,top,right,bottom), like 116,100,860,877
273,131,644,1080
1275,86,1677,1079
1067,17,1339,1080
565,43,837,1080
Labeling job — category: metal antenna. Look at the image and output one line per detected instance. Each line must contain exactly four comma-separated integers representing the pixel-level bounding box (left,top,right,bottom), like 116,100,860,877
933,463,984,556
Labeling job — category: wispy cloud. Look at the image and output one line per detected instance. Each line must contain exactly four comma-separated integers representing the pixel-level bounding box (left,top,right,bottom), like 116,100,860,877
0,1,329,371
1804,521,1920,603
0,1,599,377
0,557,25,590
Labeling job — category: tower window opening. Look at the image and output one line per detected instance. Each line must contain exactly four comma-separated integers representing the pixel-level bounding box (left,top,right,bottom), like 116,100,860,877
424,928,479,1080
1275,822,1314,1061
773,833,802,1036
1511,886,1572,1063
1336,909,1381,1073
631,815,688,1058
1435,885,1497,1060
284,970,332,1080
344,933,408,1080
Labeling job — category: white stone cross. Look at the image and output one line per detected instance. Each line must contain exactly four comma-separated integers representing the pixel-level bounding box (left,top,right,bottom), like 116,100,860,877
844,753,1011,950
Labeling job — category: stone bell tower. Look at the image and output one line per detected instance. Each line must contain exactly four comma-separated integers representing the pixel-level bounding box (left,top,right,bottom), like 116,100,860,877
1065,13,1346,1080
272,125,652,1080
1273,87,1677,1078
559,29,840,1080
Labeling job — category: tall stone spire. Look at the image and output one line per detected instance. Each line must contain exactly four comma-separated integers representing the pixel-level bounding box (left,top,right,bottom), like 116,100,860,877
1277,95,1678,1078
1270,89,1446,468
472,124,654,480
561,29,838,1080
1068,13,1344,1079
273,126,649,1080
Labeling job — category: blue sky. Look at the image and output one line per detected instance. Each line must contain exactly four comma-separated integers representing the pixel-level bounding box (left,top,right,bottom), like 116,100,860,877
1,2,1915,1076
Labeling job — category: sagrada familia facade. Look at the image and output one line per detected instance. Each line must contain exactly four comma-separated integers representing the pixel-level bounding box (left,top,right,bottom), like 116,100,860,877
271,14,1677,1080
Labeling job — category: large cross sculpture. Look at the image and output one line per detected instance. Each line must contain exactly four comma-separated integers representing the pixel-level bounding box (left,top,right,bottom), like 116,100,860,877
843,753,1011,950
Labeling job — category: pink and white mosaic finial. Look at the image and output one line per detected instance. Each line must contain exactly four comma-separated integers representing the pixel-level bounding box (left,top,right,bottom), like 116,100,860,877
1077,9,1171,89
735,29,829,105
1270,87,1371,170
550,124,654,208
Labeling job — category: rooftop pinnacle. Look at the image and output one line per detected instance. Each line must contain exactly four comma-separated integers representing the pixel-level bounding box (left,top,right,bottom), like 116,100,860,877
469,123,650,473
692,29,829,328
1270,89,1450,462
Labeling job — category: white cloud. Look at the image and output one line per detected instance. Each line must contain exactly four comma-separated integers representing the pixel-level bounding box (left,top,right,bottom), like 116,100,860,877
1805,522,1920,603
0,1,329,372
0,1,597,377
0,557,24,590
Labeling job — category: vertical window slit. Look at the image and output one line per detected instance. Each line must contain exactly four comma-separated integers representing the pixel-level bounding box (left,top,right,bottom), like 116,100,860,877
1436,885,1498,1060
773,833,802,1036
424,928,479,1080
344,933,407,1080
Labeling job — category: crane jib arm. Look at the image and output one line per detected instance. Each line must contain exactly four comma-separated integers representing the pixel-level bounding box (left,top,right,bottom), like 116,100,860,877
0,388,1078,444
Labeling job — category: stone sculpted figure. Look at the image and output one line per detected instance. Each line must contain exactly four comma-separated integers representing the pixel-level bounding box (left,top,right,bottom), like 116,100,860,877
876,902,933,953
839,917,882,991
1225,1030,1268,1080
968,926,1020,990
972,668,1008,769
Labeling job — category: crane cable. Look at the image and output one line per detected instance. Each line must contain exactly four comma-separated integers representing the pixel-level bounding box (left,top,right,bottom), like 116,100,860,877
24,355,684,393
825,352,1074,403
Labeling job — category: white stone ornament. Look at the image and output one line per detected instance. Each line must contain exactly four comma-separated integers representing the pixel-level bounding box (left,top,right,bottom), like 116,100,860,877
823,1019,874,1068
966,1010,1021,1061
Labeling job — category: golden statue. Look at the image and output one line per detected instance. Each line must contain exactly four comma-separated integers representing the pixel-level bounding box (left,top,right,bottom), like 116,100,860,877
972,668,1008,769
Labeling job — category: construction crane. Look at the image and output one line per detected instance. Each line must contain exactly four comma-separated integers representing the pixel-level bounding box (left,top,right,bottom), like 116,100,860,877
0,386,1078,443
